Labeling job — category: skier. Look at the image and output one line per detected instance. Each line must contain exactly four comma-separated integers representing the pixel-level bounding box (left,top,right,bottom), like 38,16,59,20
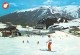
22,40,24,43
37,41,39,44
46,35,52,51
27,40,29,43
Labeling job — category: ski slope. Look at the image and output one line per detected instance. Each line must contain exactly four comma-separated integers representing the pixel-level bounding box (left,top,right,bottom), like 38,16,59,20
0,31,80,55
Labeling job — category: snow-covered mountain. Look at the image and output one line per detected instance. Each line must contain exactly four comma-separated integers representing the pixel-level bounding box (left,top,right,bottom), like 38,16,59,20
0,5,80,26
14,5,80,18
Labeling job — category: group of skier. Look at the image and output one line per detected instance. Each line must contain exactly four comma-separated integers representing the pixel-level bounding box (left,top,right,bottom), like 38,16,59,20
22,34,52,51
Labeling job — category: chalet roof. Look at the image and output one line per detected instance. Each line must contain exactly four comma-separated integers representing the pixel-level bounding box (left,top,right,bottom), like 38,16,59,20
4,26,16,30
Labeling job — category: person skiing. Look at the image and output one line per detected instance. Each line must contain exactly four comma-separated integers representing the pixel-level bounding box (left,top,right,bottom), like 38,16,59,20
37,41,39,44
46,35,52,51
22,40,24,43
27,40,29,43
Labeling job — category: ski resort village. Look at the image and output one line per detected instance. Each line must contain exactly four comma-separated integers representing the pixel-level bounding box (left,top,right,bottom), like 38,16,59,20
0,5,80,55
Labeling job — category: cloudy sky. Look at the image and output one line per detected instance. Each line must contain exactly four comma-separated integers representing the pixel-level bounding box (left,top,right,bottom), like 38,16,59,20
0,0,80,17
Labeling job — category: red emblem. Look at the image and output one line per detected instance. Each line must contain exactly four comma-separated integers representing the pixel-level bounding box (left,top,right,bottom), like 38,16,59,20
2,2,9,9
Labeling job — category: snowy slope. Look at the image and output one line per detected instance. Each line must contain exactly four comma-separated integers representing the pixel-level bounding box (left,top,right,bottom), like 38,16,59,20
0,31,80,55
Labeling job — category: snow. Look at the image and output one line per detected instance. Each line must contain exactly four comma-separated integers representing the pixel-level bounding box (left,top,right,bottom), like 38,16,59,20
15,7,39,13
40,30,49,33
52,6,61,11
1,5,80,55
40,6,50,8
58,19,80,28
0,22,6,28
0,31,80,55
61,5,79,18
49,7,54,14
16,27,33,35
51,5,79,18
49,7,61,14
62,5,78,13
15,6,50,13
41,9,47,15
17,27,33,31
12,5,80,18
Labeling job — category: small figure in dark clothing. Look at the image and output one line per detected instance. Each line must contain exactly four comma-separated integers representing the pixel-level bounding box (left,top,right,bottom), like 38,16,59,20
22,40,24,43
27,40,29,43
37,41,39,44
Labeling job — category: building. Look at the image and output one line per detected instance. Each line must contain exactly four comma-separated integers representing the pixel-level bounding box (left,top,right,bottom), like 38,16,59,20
69,27,80,35
2,29,12,37
1,26,21,37
35,24,46,29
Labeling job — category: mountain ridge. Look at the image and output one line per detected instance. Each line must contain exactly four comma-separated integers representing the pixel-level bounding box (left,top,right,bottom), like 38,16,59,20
0,5,80,26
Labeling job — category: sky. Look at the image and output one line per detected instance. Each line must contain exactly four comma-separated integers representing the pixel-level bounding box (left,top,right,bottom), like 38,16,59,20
0,0,80,17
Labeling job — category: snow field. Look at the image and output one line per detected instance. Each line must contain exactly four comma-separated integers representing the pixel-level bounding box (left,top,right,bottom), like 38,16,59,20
0,31,80,55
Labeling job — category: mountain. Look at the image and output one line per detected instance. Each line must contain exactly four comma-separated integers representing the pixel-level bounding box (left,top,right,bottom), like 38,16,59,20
0,5,80,26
